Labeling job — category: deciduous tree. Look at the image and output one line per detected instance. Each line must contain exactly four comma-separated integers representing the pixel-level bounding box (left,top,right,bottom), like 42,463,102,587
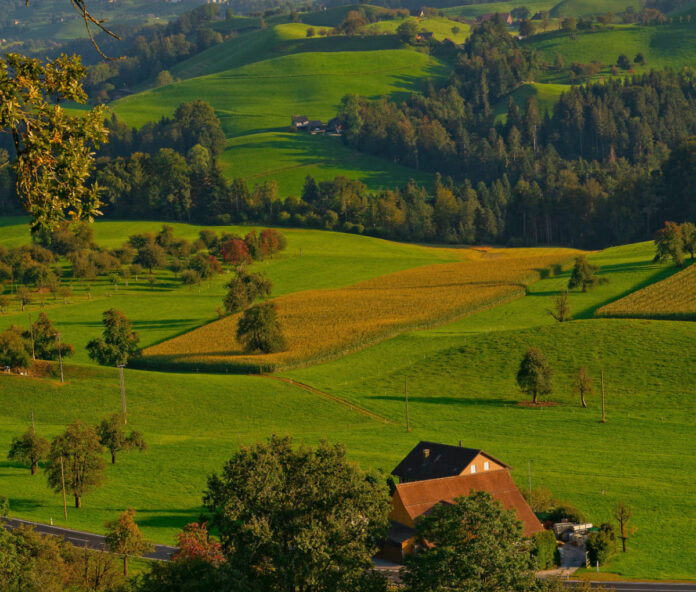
86,309,140,366
223,269,272,314
614,501,634,553
573,367,594,408
403,491,536,592
549,290,571,322
46,420,106,508
8,427,50,475
517,346,553,404
568,255,608,291
204,436,390,592
23,312,74,361
0,327,30,369
236,302,286,353
0,54,108,234
105,508,153,576
97,413,147,464
173,522,224,566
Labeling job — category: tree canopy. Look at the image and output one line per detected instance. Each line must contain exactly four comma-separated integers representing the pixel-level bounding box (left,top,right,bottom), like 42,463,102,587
517,347,553,404
203,436,390,592
86,308,140,366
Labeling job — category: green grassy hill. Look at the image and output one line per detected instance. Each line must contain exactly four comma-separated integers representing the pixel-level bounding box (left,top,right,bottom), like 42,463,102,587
113,42,444,194
529,23,696,82
549,0,643,17
362,16,472,43
443,0,557,18
1,221,695,579
493,82,569,122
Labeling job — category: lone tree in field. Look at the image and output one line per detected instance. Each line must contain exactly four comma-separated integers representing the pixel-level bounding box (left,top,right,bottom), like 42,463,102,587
236,302,286,354
403,491,536,592
97,414,147,464
0,326,31,369
549,291,571,322
574,367,594,408
614,501,633,553
8,427,50,475
653,221,686,266
223,269,272,314
568,255,608,292
87,309,140,366
203,436,390,592
105,508,153,576
0,53,108,235
23,312,74,360
46,420,106,508
517,347,553,404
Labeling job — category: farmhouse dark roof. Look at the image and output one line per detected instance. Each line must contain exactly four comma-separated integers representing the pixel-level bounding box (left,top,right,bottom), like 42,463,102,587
293,115,309,123
309,120,323,127
391,441,510,481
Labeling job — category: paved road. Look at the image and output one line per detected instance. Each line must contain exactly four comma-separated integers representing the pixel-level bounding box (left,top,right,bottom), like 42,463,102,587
3,517,177,561
565,581,696,592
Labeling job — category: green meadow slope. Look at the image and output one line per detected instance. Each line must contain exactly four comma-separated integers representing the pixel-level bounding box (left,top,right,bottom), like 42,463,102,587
112,42,444,194
529,23,696,82
550,0,643,16
1,218,695,578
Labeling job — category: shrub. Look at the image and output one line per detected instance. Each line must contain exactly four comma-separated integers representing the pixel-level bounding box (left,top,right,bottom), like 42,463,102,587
586,523,617,565
533,530,559,569
548,503,586,524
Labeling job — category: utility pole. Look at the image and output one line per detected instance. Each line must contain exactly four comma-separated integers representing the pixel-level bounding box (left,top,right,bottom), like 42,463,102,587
528,460,532,501
59,456,67,521
31,410,35,432
28,313,35,360
118,365,127,424
405,377,410,432
601,368,606,423
57,333,64,383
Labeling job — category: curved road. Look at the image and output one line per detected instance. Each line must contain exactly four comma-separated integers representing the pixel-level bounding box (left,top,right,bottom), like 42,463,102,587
3,517,177,561
4,517,696,591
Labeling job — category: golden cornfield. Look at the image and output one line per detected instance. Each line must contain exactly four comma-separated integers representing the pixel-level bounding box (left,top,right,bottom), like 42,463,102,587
597,262,696,320
141,247,579,372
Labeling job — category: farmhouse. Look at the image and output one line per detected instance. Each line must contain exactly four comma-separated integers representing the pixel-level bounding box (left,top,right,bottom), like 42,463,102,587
384,441,543,564
292,115,310,129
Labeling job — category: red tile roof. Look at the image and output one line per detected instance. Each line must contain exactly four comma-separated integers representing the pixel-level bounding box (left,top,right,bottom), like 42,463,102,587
393,470,543,537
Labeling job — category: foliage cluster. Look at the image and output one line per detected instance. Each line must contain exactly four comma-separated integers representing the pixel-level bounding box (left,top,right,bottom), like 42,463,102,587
0,312,74,369
141,248,576,372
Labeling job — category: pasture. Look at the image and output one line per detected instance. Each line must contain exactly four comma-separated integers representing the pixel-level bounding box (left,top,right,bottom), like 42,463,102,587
0,217,462,363
529,23,696,82
1,227,695,579
217,131,433,197
493,82,570,122
549,0,643,16
597,261,696,320
362,16,472,43
140,247,578,372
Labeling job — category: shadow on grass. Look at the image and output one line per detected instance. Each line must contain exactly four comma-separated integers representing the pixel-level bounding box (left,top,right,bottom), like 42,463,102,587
129,508,206,530
366,395,510,408
8,498,43,512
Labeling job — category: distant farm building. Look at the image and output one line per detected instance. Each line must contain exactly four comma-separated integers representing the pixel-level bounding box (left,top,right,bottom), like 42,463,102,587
292,115,310,129
383,441,543,564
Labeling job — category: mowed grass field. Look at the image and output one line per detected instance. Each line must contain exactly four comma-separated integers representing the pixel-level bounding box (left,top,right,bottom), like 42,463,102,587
0,217,463,363
362,16,472,43
1,227,694,578
597,260,696,320
217,132,433,197
549,0,643,16
494,82,570,122
111,40,446,195
141,247,578,372
284,240,696,579
443,0,558,18
529,23,696,82
112,49,447,135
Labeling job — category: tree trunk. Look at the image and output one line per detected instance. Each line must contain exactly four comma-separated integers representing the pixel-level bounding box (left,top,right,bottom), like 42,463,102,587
581,393,587,408
123,555,128,577
532,391,538,404
111,452,116,464
75,496,81,509
621,537,626,553
31,462,38,475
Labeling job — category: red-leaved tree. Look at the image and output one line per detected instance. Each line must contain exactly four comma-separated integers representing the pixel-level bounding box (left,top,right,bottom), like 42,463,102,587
173,522,225,566
221,239,251,266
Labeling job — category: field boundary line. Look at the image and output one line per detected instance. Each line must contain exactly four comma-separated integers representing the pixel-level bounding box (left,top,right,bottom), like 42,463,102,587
262,375,397,425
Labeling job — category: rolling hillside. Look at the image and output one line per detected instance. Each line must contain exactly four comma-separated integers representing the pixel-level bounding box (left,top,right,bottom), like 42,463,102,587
549,0,643,16
362,16,472,43
111,42,445,194
529,23,696,81
1,222,695,579
493,82,570,122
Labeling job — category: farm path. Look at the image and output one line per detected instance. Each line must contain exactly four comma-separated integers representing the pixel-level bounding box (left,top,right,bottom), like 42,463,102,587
263,375,397,425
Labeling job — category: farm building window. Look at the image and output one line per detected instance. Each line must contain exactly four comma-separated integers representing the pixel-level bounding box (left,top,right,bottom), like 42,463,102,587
471,465,477,474
484,461,490,471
